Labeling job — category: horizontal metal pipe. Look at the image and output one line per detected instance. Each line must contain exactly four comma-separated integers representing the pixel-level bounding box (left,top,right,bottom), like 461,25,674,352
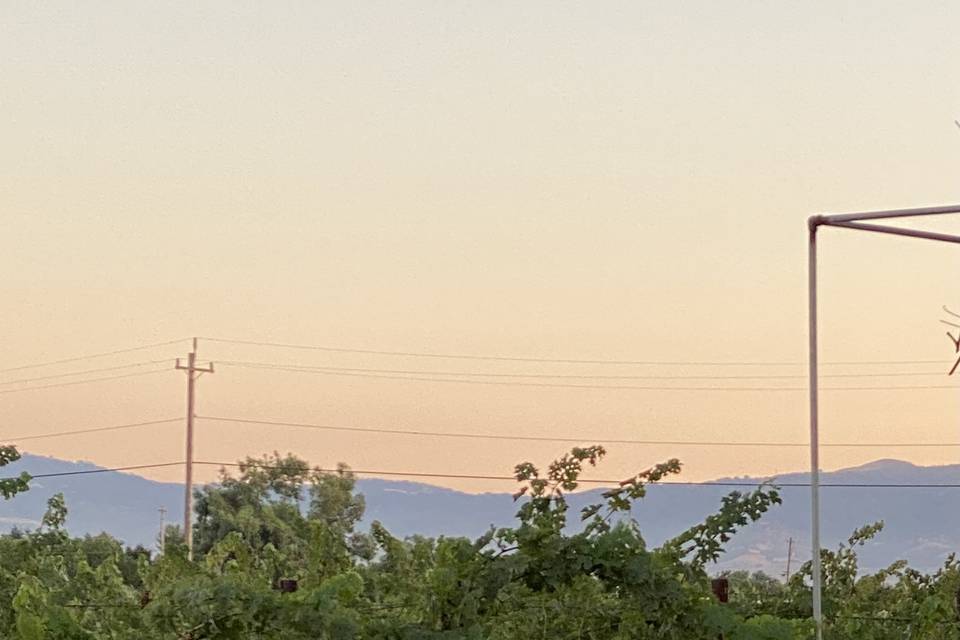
825,220,960,244
821,204,960,224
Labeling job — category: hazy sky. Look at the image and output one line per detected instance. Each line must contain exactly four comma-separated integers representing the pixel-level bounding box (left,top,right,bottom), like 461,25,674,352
2,1,960,492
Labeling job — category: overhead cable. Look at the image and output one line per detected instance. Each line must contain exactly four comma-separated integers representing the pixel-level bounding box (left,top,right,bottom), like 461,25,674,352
3,462,184,480
0,368,171,395
217,359,947,381
0,338,189,374
218,362,959,392
194,461,960,488
6,459,960,489
200,336,942,367
3,418,182,442
0,360,174,386
198,415,960,448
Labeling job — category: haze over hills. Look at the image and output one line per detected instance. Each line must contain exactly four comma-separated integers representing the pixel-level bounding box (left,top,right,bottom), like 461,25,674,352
3,454,959,575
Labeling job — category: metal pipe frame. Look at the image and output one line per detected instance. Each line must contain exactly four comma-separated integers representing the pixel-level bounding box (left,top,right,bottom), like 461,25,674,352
807,203,960,640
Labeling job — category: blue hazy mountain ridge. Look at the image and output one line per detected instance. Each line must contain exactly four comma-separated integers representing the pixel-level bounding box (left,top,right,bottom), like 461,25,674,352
2,454,957,573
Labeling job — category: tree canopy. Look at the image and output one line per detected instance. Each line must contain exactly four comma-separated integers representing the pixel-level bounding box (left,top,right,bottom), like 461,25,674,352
1,444,957,639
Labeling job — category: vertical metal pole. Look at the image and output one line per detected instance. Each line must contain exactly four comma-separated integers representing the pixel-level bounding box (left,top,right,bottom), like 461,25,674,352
808,220,823,640
184,339,197,559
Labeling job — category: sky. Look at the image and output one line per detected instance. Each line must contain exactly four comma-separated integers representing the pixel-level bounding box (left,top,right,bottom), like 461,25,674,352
2,1,960,493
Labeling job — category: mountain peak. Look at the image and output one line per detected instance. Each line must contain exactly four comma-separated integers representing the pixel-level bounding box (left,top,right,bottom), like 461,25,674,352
846,459,919,472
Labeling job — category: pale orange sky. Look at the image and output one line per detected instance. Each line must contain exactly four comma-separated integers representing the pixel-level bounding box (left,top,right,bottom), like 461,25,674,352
2,1,960,492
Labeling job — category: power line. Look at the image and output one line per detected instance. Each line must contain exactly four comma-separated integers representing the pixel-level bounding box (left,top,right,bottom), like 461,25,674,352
0,368,171,395
194,461,960,488
0,360,174,386
190,460,669,484
218,362,960,392
7,459,960,489
201,336,943,367
198,415,960,448
3,418,181,442
7,462,184,480
10,411,949,474
0,338,189,374
217,359,947,381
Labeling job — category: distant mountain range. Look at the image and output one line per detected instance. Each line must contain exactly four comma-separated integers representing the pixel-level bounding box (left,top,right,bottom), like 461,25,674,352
3,454,959,575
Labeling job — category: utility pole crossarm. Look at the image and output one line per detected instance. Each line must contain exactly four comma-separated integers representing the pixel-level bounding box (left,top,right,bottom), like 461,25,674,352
175,359,215,375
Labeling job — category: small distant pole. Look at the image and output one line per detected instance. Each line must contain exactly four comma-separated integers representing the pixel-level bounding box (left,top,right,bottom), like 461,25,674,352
175,337,214,561
158,506,166,555
785,537,794,581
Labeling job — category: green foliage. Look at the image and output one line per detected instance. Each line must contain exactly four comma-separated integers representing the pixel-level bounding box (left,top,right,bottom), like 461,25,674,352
667,484,781,567
5,445,954,638
0,445,31,500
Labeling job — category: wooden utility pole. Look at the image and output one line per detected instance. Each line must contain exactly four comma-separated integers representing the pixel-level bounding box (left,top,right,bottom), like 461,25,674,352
785,537,794,581
175,338,213,560
158,506,166,556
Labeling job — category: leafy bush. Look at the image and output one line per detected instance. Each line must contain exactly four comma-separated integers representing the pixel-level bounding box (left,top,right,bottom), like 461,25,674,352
3,444,954,638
